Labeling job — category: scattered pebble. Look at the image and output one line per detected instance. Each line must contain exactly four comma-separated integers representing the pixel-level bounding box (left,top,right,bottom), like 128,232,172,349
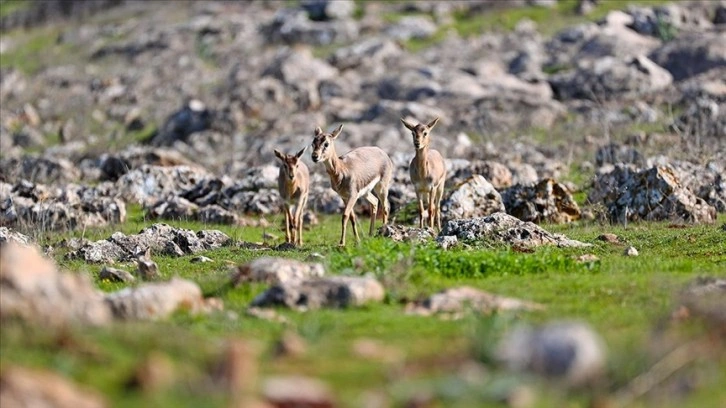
190,256,213,263
623,246,639,256
597,233,620,244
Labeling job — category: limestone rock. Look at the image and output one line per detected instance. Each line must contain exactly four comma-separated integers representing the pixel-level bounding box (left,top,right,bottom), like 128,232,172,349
251,276,385,310
378,224,436,243
407,286,544,317
99,266,136,283
588,165,717,224
0,366,108,408
231,257,325,285
550,55,673,100
497,321,607,388
501,179,581,224
70,223,231,263
439,212,591,248
0,242,112,326
441,175,505,222
105,278,221,321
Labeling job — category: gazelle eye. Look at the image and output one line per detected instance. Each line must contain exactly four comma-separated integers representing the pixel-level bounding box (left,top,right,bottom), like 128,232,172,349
324,142,329,148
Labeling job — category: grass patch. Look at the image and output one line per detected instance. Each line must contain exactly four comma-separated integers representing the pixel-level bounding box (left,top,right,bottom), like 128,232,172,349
3,211,725,406
0,0,29,19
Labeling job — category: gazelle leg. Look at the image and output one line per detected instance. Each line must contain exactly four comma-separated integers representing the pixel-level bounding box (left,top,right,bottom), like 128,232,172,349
428,190,436,229
365,192,379,236
340,198,356,246
417,194,426,229
295,195,308,246
284,206,292,243
435,183,444,231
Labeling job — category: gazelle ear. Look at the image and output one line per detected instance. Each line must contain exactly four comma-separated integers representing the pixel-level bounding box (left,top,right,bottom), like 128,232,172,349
426,117,440,130
314,126,323,136
331,124,344,139
295,145,307,159
274,149,285,161
400,118,416,131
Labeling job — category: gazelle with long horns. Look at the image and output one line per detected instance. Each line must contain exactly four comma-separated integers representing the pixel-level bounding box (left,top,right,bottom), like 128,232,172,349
311,124,393,246
274,147,310,246
401,116,447,230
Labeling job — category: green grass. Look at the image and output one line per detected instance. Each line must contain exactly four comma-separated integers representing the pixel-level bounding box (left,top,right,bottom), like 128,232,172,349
0,0,29,19
386,0,677,52
0,25,81,75
3,209,725,407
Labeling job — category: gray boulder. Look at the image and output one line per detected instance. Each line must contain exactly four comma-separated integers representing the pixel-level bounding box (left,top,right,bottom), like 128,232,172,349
595,143,645,167
1,181,126,231
649,31,726,81
447,160,513,190
501,179,581,224
70,223,231,263
379,224,436,243
550,55,673,100
407,286,544,317
301,0,355,21
441,175,505,222
261,8,359,46
116,165,211,206
0,155,81,184
0,366,108,408
439,212,592,248
0,242,112,327
383,16,438,41
251,276,385,310
99,266,136,283
497,321,607,388
0,227,32,246
230,257,325,285
588,165,717,224
105,278,221,321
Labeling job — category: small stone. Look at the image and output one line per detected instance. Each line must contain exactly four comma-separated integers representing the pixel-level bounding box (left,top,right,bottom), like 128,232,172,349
436,235,458,250
406,286,544,317
497,321,606,388
251,276,385,310
246,307,289,324
99,266,136,283
263,232,279,241
597,233,620,244
0,365,108,408
136,249,160,280
623,246,639,256
190,256,213,263
230,257,325,285
575,254,600,263
128,352,175,394
262,376,335,408
273,331,307,358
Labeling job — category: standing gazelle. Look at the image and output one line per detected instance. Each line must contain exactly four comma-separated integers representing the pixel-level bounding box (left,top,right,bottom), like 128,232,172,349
274,147,310,246
401,117,447,230
311,124,393,246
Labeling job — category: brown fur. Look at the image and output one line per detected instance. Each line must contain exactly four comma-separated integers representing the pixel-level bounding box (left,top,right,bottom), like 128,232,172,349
311,124,393,246
401,117,447,230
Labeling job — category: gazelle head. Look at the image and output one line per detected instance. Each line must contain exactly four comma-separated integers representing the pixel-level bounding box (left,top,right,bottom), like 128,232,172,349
311,124,343,163
401,117,439,150
274,146,307,181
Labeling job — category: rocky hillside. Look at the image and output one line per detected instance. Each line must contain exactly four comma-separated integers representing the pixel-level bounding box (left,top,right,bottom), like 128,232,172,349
0,0,724,231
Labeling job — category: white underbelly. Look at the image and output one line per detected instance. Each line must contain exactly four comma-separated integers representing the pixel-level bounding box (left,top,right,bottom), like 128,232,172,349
355,176,381,200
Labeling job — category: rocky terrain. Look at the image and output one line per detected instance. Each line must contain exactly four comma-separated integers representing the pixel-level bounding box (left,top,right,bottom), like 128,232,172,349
1,0,725,407
0,0,724,232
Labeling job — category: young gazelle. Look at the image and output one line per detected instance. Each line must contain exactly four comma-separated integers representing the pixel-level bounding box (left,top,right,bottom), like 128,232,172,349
311,124,393,246
274,147,310,246
401,116,447,230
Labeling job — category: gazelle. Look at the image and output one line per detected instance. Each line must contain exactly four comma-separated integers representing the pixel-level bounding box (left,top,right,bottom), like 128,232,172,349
274,147,310,246
401,116,446,230
311,124,393,246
